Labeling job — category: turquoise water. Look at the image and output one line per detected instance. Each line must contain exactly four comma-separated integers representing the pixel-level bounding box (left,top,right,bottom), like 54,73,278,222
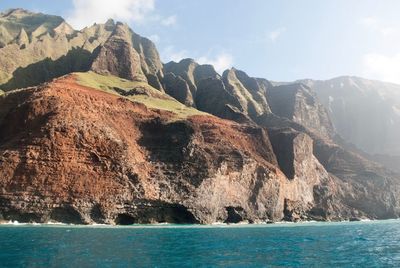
1,220,400,267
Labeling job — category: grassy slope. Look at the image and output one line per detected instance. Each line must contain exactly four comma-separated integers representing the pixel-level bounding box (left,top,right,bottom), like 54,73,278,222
75,72,204,119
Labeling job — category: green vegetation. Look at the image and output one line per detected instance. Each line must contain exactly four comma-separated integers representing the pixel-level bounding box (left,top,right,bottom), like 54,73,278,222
75,71,161,96
75,71,204,119
132,95,205,119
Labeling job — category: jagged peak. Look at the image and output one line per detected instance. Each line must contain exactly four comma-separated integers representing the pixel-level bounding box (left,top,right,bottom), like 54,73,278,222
31,24,49,39
104,18,116,31
15,27,29,46
1,8,33,18
222,67,241,80
164,58,221,76
164,58,196,66
274,82,312,91
179,58,197,64
108,22,133,43
105,18,115,26
54,21,75,35
224,67,251,78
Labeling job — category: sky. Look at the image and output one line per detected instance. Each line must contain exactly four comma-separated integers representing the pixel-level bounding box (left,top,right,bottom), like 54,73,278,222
1,0,400,83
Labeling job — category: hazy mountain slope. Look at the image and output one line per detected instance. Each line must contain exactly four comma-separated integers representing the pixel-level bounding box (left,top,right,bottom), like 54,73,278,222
303,76,400,157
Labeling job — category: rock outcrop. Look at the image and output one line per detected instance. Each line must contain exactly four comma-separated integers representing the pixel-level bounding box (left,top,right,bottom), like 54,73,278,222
91,22,147,82
266,83,334,139
164,60,272,119
163,72,194,106
163,59,220,102
222,68,271,118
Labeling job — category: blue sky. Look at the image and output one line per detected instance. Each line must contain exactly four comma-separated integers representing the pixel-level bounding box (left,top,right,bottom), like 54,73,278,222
1,0,400,83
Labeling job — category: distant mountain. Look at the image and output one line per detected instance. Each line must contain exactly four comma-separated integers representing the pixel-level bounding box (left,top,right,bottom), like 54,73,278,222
302,77,400,156
299,77,400,172
1,9,400,224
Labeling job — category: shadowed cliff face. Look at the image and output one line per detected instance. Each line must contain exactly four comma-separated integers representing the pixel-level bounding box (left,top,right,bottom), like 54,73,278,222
164,59,220,95
162,73,194,106
266,83,334,140
163,61,273,124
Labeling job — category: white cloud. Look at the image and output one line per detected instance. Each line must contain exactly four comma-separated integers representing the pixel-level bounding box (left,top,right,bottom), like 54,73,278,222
360,16,378,28
380,27,397,38
269,27,286,42
359,16,398,38
197,53,234,74
161,46,189,63
161,15,177,26
363,53,400,83
67,0,155,29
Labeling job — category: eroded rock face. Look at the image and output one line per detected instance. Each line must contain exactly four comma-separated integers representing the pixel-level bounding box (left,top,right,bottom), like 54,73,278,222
163,73,194,106
222,68,271,118
0,75,310,224
91,23,147,82
267,128,330,221
266,83,334,139
301,77,400,174
0,9,98,89
164,61,272,121
163,59,220,96
195,78,248,121
257,112,400,221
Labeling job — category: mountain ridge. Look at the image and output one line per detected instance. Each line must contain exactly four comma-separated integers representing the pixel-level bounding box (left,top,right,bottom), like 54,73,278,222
1,8,400,224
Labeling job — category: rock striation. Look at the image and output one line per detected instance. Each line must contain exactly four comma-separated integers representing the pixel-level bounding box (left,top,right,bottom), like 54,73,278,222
0,75,306,224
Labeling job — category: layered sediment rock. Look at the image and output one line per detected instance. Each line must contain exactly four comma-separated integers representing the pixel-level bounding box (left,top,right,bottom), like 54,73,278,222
0,75,295,224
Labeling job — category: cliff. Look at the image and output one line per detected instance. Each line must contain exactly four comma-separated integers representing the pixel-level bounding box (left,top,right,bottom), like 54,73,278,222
1,9,400,224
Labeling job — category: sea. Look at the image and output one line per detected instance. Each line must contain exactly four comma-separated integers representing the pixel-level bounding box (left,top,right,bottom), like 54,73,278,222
0,220,399,267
